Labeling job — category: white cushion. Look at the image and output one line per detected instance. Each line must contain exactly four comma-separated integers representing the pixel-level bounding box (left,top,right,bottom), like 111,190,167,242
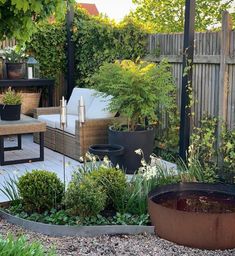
67,88,96,115
38,114,78,135
86,95,114,119
38,114,60,128
56,114,78,135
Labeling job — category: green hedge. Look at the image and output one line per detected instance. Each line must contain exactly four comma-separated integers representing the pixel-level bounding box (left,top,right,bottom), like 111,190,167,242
27,8,148,88
27,22,66,87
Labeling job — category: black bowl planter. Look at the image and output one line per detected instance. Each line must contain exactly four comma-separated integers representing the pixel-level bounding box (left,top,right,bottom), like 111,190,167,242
108,126,155,174
0,104,21,121
6,63,26,79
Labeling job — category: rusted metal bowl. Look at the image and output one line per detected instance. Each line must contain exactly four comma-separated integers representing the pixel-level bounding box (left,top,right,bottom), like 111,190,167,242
148,183,235,250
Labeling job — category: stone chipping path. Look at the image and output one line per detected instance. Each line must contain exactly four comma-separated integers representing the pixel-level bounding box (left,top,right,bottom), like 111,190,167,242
0,219,235,256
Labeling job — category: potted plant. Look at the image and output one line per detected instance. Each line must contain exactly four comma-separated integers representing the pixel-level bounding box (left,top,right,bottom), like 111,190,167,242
0,87,22,120
1,47,27,79
92,59,176,173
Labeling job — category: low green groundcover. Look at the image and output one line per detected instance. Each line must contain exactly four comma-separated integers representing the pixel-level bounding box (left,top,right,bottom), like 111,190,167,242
0,235,55,256
4,204,149,226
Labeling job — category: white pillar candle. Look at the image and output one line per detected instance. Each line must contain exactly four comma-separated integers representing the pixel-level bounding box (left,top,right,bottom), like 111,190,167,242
28,67,33,79
79,96,85,124
60,97,67,125
62,96,65,107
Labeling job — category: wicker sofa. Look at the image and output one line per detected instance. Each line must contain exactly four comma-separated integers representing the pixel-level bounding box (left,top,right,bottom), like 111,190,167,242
33,88,115,160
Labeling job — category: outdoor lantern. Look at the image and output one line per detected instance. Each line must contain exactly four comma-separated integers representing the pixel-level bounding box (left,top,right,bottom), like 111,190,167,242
27,57,40,79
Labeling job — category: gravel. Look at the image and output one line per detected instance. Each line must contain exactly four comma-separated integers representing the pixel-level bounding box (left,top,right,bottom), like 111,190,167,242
0,218,235,256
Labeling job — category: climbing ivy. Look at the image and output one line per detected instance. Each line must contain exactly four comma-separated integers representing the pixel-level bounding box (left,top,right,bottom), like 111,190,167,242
72,8,148,87
27,23,66,86
27,7,147,88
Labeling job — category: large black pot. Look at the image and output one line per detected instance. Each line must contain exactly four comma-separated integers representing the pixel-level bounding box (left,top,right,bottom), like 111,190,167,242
108,126,155,174
0,104,21,121
6,63,26,79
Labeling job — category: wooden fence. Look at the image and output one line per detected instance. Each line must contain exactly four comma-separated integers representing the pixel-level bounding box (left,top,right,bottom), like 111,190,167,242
0,38,16,49
146,12,235,130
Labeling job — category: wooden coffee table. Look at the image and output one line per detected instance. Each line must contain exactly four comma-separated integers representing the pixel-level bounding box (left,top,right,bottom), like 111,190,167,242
0,115,46,165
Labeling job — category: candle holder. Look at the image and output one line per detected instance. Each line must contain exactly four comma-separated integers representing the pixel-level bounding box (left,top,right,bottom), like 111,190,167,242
79,96,85,127
60,96,67,194
60,96,67,128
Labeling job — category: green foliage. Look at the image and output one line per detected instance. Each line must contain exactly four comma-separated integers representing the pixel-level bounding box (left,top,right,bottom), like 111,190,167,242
92,59,176,131
7,204,150,225
0,47,27,63
0,0,69,42
221,128,235,171
17,170,64,213
88,167,127,211
0,175,19,203
73,8,147,87
0,234,55,256
26,7,147,87
64,174,107,217
1,87,22,105
188,116,218,183
188,116,235,183
27,23,66,85
131,0,235,32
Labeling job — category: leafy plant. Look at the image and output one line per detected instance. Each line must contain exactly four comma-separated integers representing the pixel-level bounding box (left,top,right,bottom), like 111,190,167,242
92,59,176,131
88,167,127,210
64,174,107,217
188,116,218,183
220,127,235,182
130,0,234,32
0,47,27,63
1,87,22,105
27,23,66,87
0,0,69,42
0,234,55,256
0,175,19,203
17,170,64,213
73,8,147,87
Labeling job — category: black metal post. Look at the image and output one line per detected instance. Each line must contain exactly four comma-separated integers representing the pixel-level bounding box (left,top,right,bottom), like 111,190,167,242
66,3,75,99
179,0,196,161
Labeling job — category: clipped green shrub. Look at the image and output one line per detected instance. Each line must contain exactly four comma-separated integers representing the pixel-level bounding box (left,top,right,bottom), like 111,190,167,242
64,173,107,217
88,167,127,211
0,234,55,256
17,170,64,213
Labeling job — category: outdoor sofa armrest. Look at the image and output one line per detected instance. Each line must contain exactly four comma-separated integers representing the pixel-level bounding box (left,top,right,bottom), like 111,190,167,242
33,107,60,118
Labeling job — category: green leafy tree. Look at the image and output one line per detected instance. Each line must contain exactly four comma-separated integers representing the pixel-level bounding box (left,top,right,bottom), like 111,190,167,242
0,0,69,42
131,0,235,32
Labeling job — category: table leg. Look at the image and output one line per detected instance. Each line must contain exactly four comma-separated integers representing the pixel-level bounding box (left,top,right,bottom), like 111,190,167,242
17,134,22,149
39,132,44,161
48,85,54,106
0,132,45,166
0,136,4,165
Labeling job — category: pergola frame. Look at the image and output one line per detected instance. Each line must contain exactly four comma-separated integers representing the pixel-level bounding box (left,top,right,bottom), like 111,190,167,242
179,0,196,161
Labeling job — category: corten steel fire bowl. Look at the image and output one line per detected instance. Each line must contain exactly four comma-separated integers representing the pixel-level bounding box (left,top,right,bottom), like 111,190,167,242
148,183,235,250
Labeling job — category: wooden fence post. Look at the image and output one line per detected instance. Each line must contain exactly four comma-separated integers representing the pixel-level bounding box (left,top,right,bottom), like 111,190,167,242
217,11,233,162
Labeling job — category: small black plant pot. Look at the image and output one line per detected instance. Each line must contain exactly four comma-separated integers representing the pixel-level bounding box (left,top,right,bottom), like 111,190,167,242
0,104,21,121
108,126,155,174
6,63,26,79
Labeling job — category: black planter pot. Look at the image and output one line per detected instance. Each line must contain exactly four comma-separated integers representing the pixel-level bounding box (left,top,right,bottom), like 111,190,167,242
108,126,155,174
6,63,26,79
0,104,21,121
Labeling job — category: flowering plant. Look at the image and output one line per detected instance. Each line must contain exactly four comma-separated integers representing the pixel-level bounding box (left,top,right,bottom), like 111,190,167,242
0,46,28,63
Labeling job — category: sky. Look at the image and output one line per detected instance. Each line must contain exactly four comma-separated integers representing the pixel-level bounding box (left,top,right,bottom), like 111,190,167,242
76,0,136,21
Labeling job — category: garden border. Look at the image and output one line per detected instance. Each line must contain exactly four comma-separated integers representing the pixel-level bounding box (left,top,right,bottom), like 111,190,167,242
0,209,155,237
